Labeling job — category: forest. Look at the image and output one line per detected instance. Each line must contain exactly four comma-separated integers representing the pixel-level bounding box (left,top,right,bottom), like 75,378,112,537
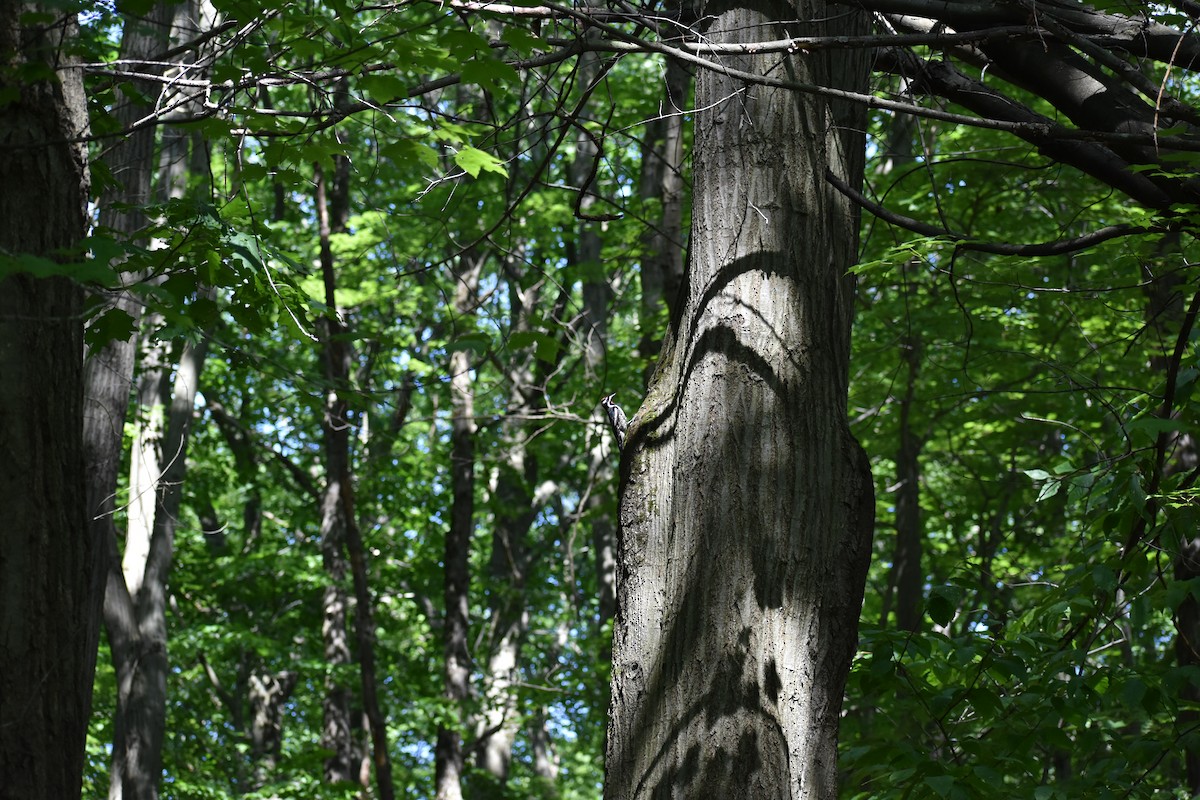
4,0,1200,798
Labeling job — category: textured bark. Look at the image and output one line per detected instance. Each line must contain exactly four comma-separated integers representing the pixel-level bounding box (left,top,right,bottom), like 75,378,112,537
605,3,874,798
0,7,92,798
436,252,483,800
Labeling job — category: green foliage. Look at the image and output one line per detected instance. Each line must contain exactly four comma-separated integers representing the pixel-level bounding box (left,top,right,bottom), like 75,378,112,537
76,2,1200,798
845,67,1200,795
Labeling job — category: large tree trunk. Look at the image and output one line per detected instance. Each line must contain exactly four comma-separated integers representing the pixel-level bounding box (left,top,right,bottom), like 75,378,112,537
0,6,93,799
604,3,874,799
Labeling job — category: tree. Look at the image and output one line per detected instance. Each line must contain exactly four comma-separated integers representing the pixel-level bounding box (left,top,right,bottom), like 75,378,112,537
67,1,1200,798
0,4,95,798
605,3,874,797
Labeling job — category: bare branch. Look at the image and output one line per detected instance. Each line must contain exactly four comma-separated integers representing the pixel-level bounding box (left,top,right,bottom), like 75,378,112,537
825,168,1159,256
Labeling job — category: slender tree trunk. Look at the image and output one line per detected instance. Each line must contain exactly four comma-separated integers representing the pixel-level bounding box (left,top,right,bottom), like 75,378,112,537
529,707,560,788
313,160,361,788
474,448,535,782
312,152,396,797
90,10,172,794
890,334,923,632
873,113,923,633
249,670,298,788
472,253,546,781
0,7,93,798
605,4,874,798
436,251,484,800
561,44,624,642
86,1,171,635
1139,249,1200,793
638,55,689,363
105,337,209,800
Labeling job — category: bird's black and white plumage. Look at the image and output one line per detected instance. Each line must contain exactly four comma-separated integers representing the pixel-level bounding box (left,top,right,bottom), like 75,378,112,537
601,393,628,450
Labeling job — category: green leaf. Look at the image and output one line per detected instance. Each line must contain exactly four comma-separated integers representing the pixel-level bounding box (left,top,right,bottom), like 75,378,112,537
501,25,545,54
461,58,519,90
1127,416,1186,436
381,139,439,170
85,308,137,349
358,73,408,103
454,146,508,178
1036,479,1061,502
924,775,955,797
927,585,962,628
448,332,491,354
508,330,560,362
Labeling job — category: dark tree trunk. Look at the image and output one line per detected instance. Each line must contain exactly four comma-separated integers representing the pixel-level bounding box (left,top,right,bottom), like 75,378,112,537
313,156,396,797
313,160,365,789
605,3,874,798
0,9,92,798
436,251,484,800
1141,250,1200,792
890,335,923,632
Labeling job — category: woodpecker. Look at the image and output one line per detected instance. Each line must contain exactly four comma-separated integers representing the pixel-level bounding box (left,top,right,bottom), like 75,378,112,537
601,393,628,451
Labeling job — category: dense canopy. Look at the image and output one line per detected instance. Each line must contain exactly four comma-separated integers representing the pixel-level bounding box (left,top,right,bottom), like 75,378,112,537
6,0,1200,798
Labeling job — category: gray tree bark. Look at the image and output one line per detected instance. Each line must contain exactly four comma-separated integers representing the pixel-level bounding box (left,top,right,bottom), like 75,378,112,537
0,6,93,799
605,3,874,798
98,6,211,797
